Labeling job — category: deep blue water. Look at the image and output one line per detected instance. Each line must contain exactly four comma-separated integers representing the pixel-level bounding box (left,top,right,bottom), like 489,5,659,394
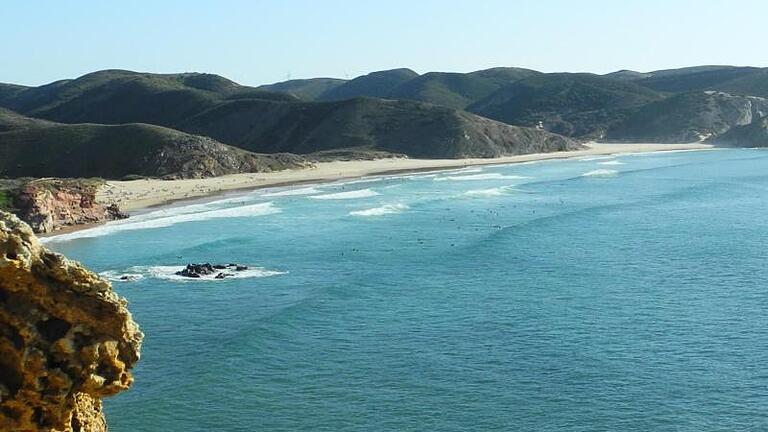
47,149,768,431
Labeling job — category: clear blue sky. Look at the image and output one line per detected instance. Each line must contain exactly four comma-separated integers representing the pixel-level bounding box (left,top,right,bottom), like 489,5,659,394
1,0,766,86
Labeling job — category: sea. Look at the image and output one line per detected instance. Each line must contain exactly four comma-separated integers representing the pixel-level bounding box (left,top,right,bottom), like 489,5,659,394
45,148,768,431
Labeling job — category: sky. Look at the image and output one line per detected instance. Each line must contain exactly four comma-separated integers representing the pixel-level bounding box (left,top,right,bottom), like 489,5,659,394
1,0,767,87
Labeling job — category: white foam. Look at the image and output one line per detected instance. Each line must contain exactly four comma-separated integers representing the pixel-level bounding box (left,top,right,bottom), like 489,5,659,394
579,156,616,161
99,271,145,282
261,187,322,197
309,189,380,200
102,265,286,282
350,203,409,217
462,186,518,197
581,169,619,178
434,173,529,182
43,202,280,243
598,160,625,166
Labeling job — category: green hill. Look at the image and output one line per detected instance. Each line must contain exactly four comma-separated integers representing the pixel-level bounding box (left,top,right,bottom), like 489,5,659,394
177,96,580,158
257,78,347,100
316,68,419,101
0,70,580,160
713,69,768,97
0,108,306,179
2,70,296,126
603,70,653,81
606,91,768,142
632,66,762,93
388,67,540,110
467,73,664,137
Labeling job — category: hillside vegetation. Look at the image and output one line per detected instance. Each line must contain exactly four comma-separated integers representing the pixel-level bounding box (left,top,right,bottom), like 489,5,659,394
467,73,664,137
0,108,306,179
0,70,580,165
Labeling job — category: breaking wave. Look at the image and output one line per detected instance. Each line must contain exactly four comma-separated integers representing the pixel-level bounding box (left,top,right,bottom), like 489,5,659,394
581,169,619,178
309,189,380,200
101,265,286,282
462,186,518,197
350,203,409,217
434,173,529,182
262,187,323,197
579,156,616,161
598,160,625,166
43,202,281,243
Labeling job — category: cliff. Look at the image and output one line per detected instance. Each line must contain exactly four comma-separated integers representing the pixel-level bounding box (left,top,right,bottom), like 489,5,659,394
3,179,127,234
709,115,768,147
0,211,142,431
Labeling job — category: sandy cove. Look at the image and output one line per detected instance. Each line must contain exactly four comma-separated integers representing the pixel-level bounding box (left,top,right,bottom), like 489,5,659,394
98,142,714,212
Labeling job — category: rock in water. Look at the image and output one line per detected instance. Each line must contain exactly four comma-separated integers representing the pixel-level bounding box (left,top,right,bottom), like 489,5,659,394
0,211,143,432
176,263,217,278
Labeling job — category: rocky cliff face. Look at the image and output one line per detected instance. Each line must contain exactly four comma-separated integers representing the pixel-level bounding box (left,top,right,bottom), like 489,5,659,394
0,211,142,431
607,91,768,143
9,179,126,234
709,115,768,147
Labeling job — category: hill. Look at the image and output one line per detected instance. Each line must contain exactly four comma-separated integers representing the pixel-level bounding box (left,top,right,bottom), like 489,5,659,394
631,66,762,93
177,96,580,158
257,77,347,100
467,73,664,137
1,69,296,126
0,70,580,160
0,108,306,179
316,68,419,101
388,67,540,110
603,70,653,81
708,115,768,147
606,91,768,143
714,69,768,97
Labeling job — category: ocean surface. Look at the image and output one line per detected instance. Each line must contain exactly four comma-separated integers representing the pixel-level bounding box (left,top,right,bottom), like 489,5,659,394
47,148,768,431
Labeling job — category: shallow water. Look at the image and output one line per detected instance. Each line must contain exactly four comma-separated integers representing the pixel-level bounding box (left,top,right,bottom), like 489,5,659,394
49,149,768,431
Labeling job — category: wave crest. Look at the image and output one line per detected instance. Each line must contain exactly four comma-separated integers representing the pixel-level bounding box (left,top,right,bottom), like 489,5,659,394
598,160,625,166
262,187,322,197
462,186,518,197
43,202,280,243
309,189,380,200
350,203,409,217
581,169,619,178
434,173,529,182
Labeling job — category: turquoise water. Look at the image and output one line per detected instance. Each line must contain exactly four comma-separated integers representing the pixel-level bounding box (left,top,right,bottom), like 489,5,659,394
48,149,768,431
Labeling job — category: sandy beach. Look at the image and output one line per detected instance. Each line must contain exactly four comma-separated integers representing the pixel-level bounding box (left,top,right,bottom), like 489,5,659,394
98,142,713,212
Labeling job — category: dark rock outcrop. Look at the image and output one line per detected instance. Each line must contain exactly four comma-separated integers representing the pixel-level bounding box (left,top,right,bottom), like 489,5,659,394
0,211,142,431
176,263,249,279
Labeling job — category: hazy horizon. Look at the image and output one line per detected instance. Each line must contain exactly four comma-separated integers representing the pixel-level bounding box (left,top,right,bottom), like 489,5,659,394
2,0,767,87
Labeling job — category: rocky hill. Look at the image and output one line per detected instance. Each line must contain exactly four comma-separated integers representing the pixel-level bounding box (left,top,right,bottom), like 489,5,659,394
709,115,768,147
607,91,768,143
0,211,142,431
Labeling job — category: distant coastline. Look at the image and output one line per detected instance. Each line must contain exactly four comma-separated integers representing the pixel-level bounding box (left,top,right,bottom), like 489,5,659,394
96,142,713,214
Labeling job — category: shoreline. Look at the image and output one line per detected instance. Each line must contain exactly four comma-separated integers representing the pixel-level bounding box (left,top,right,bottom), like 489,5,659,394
42,142,713,238
99,142,714,213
